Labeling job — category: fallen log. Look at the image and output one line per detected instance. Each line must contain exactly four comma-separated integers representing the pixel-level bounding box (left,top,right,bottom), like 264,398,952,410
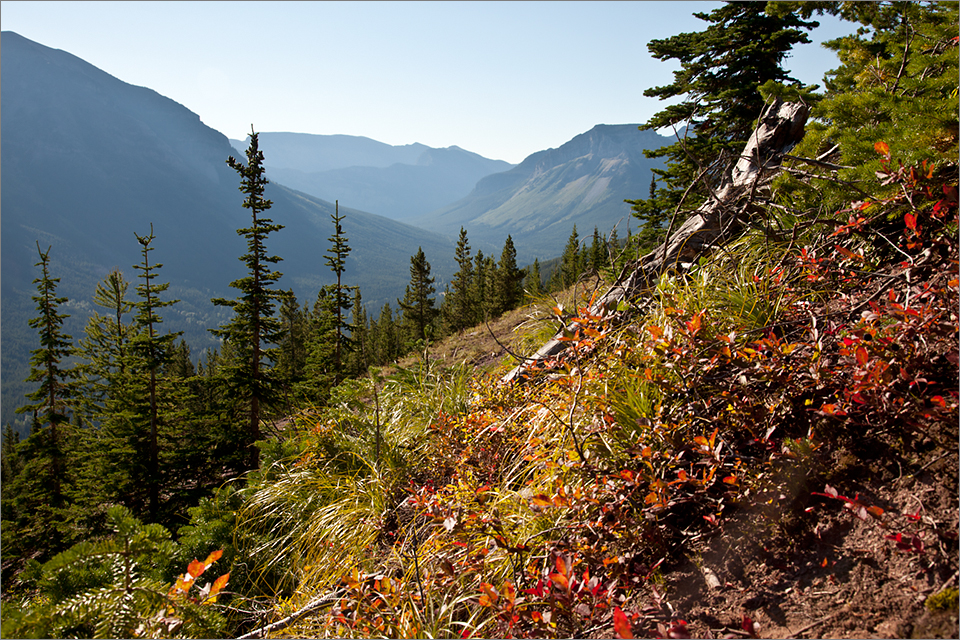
503,98,810,383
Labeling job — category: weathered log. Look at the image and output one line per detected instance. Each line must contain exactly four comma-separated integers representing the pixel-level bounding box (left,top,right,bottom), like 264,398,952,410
502,99,810,383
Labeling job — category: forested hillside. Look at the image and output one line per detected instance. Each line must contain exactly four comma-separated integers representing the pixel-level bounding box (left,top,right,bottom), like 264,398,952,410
0,31,458,431
2,2,957,639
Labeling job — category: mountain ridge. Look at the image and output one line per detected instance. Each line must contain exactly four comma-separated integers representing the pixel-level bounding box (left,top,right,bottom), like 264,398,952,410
229,133,514,220
1,31,456,429
414,123,670,262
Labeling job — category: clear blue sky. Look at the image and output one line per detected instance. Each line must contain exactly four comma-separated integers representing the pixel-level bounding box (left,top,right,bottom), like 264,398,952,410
2,1,853,164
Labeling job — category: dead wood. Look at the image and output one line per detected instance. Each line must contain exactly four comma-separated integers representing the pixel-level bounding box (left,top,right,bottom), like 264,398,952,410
503,98,810,383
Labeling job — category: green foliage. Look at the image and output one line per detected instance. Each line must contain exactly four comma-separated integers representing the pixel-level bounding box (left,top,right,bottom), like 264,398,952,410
445,227,476,334
2,506,228,639
778,0,959,209
398,247,439,343
212,128,287,470
323,202,356,381
629,2,818,222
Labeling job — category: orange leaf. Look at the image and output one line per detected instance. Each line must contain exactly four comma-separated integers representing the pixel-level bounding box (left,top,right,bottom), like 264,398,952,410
204,573,230,604
549,572,569,590
614,606,634,639
867,506,884,519
202,549,224,567
874,140,890,156
187,559,206,579
905,212,917,231
555,555,568,577
531,494,553,508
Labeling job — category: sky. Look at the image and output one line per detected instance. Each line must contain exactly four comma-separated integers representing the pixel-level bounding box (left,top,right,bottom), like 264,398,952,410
2,1,855,165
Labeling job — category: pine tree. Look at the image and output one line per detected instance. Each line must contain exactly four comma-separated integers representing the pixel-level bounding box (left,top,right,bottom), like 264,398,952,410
323,202,354,383
445,227,474,333
398,247,439,343
772,1,958,186
211,128,286,470
76,270,134,422
470,250,488,324
15,243,77,507
494,234,524,315
561,225,582,288
299,289,338,402
526,259,544,297
275,290,308,395
628,3,818,221
131,224,181,519
348,287,368,377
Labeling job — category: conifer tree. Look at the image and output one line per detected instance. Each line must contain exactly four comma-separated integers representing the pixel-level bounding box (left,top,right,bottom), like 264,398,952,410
494,234,524,315
76,270,134,421
299,289,338,402
15,243,77,507
276,290,308,395
561,225,582,288
771,1,958,182
526,259,544,297
470,250,488,324
445,227,475,333
628,3,818,221
348,287,368,377
323,202,354,382
131,224,181,519
398,247,439,343
211,128,285,470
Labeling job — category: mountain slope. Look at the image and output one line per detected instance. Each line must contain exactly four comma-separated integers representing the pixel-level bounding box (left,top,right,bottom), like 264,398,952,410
1,31,454,428
231,133,514,221
413,124,671,262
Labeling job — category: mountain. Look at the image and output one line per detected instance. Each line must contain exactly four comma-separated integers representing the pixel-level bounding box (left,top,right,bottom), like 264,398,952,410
1,31,455,429
230,133,514,221
412,124,671,263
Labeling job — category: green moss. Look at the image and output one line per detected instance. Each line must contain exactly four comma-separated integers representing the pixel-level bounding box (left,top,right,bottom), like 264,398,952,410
926,587,959,612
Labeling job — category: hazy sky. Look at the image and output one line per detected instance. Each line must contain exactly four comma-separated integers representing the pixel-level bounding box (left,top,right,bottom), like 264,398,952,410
2,1,854,164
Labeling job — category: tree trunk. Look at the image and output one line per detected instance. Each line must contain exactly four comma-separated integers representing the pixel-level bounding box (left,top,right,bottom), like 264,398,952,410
503,98,810,383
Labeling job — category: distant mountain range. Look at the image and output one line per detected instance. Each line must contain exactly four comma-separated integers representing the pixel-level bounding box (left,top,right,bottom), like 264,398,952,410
0,31,455,428
414,124,670,263
229,133,514,221
1,30,673,429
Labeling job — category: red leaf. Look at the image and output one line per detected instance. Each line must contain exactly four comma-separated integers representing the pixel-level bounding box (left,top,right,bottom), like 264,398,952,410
613,607,634,639
905,212,917,231
855,345,869,367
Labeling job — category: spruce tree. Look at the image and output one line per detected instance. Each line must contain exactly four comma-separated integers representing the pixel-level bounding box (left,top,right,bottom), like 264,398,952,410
526,259,544,297
211,128,285,470
276,290,308,394
76,270,134,422
772,1,958,185
398,247,439,343
446,227,475,333
323,202,354,382
495,234,524,315
348,287,368,377
131,225,181,519
561,225,582,288
15,243,77,507
628,3,818,221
